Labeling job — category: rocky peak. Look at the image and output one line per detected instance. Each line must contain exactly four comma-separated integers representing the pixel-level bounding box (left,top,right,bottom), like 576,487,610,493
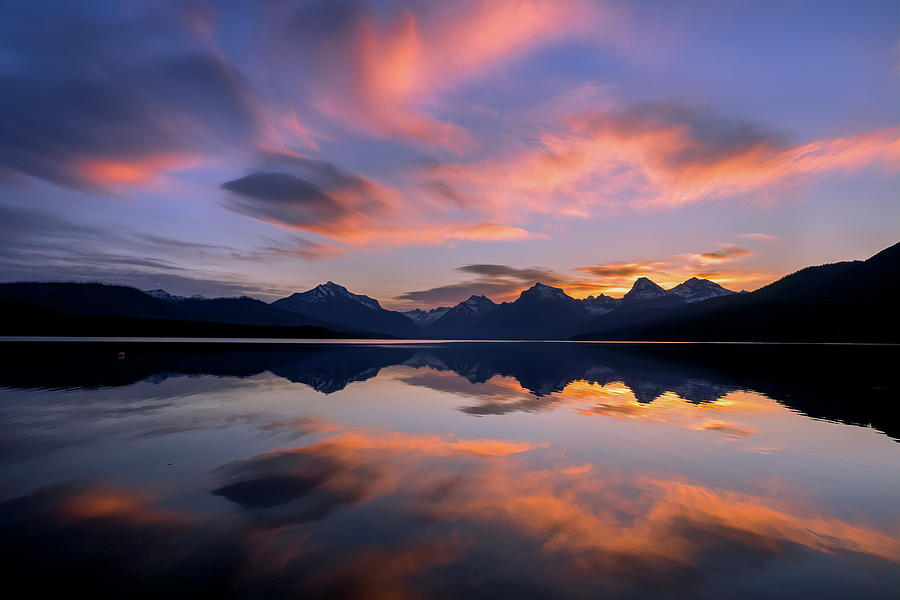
520,282,570,302
623,277,669,301
669,277,734,303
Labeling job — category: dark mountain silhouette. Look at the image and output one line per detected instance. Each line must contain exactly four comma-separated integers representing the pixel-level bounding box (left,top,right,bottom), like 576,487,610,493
624,277,671,301
669,277,735,302
1,241,896,342
272,282,421,338
471,283,590,339
2,341,896,440
574,278,688,337
0,282,365,338
577,241,900,342
424,295,497,337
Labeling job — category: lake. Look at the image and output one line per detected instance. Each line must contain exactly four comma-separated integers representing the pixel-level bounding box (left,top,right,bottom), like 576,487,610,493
1,340,898,598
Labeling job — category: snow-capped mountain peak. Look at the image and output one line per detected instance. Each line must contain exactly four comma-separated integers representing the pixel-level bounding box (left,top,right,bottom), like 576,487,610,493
304,281,382,310
520,282,570,302
669,277,735,303
144,289,207,301
145,288,178,301
460,295,495,313
309,281,348,298
623,277,669,301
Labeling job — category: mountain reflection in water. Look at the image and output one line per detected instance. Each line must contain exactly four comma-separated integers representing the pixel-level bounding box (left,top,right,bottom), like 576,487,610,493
1,341,898,599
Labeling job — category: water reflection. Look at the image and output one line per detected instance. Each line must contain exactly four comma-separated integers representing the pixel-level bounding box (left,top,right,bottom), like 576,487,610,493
0,341,898,598
2,341,898,438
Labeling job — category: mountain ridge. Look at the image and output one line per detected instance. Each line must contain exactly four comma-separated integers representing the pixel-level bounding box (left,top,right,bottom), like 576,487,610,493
1,241,897,342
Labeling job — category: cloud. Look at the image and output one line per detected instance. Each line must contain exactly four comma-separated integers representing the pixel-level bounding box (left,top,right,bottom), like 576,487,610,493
457,264,565,283
697,246,753,261
575,262,664,277
677,245,755,265
252,237,344,261
397,280,527,305
425,102,900,218
270,0,600,149
222,153,542,247
0,6,256,189
222,163,390,232
739,232,776,241
0,203,332,298
566,103,900,207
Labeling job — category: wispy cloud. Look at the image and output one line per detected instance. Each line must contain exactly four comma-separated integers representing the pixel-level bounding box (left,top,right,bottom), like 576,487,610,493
222,152,543,247
425,102,899,219
0,5,256,190
574,262,665,278
267,0,602,149
0,203,330,298
692,246,754,263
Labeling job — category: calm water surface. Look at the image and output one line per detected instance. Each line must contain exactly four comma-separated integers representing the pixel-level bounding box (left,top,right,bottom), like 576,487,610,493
1,341,899,598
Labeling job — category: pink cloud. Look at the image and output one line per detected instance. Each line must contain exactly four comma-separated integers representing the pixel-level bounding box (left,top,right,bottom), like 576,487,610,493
424,104,900,218
286,0,600,149
77,154,206,188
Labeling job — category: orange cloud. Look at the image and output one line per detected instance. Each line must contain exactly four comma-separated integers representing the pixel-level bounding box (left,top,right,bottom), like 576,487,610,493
676,245,755,265
301,221,543,248
78,154,202,187
569,110,900,208
426,104,900,217
575,262,665,278
319,222,543,247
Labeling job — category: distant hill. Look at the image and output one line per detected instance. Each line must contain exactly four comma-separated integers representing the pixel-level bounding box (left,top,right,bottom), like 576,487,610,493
472,283,591,339
0,282,363,338
573,278,689,337
669,277,735,303
424,295,497,338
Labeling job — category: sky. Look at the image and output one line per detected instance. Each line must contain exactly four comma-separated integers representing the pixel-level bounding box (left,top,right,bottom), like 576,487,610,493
0,0,898,309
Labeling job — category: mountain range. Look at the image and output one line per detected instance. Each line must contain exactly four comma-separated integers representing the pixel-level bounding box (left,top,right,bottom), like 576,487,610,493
1,241,897,342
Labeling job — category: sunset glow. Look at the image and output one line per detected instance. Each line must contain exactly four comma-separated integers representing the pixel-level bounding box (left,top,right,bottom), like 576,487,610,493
1,0,897,307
